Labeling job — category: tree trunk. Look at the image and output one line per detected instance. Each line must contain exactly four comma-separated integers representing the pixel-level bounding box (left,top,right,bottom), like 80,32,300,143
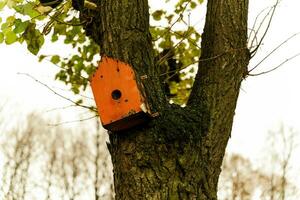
85,0,250,199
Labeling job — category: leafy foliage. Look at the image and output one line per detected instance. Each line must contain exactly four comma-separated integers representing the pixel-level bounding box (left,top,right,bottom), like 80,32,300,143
150,0,202,104
0,0,204,105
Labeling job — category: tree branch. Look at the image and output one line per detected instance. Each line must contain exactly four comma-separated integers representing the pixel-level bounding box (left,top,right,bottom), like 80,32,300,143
47,115,97,126
248,52,300,76
17,73,96,112
248,6,269,44
248,32,300,73
250,0,280,57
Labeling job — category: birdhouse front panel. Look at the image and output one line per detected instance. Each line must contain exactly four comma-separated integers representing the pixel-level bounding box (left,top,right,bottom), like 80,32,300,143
91,57,148,131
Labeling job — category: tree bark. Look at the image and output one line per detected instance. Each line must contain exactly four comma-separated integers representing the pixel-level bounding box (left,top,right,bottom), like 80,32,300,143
188,0,250,196
85,0,250,199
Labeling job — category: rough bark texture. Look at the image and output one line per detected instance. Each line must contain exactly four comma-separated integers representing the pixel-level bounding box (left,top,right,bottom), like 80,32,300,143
84,0,250,199
188,0,250,196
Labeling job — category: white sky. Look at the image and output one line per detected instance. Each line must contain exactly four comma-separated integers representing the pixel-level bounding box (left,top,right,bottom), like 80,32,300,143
0,0,300,188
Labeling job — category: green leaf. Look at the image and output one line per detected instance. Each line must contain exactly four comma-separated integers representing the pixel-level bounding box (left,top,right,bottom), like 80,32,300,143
38,55,46,62
190,1,197,9
18,36,24,43
55,70,67,81
166,14,174,23
23,23,44,55
13,19,29,34
14,3,41,18
0,1,6,10
71,86,80,94
1,22,8,31
6,16,15,24
5,30,17,44
1,16,15,34
51,55,60,64
53,23,66,35
0,32,4,43
51,34,58,42
75,99,83,104
152,10,165,21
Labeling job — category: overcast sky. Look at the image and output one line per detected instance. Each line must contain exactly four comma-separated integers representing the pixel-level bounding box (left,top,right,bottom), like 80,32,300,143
1,0,300,183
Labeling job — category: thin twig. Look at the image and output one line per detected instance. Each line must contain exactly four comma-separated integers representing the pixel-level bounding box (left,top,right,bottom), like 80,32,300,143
47,115,98,126
43,2,87,26
152,0,192,42
248,6,270,44
161,46,250,81
160,59,198,77
48,15,87,26
171,29,201,49
17,73,96,112
51,85,94,100
43,58,89,80
249,5,275,50
251,0,280,57
45,105,77,112
156,26,194,66
152,24,201,49
248,28,259,49
248,52,300,76
249,32,300,73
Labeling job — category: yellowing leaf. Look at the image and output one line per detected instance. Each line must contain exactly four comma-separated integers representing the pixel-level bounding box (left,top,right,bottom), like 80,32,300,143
6,15,15,24
0,32,4,43
5,30,17,44
35,4,52,14
1,22,8,31
6,0,16,8
14,3,41,18
0,0,6,10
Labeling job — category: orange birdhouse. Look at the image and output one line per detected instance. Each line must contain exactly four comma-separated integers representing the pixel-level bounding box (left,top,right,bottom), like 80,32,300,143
90,57,150,131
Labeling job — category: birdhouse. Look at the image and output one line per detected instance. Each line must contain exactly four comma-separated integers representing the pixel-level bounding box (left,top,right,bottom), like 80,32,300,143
90,57,150,131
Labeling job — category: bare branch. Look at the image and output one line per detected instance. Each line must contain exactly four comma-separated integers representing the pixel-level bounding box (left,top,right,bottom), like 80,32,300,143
160,46,250,79
47,115,98,126
43,58,89,80
248,52,300,76
45,105,77,112
17,73,96,112
250,0,280,57
248,28,259,49
50,85,94,100
248,6,270,44
156,25,201,67
249,32,300,73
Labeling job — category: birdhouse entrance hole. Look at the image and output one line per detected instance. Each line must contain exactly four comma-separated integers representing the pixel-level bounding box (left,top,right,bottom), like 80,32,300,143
111,89,122,100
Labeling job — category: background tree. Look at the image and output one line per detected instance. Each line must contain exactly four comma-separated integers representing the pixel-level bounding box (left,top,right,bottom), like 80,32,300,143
0,114,114,200
218,152,300,200
0,0,263,198
1,113,299,200
260,125,299,200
